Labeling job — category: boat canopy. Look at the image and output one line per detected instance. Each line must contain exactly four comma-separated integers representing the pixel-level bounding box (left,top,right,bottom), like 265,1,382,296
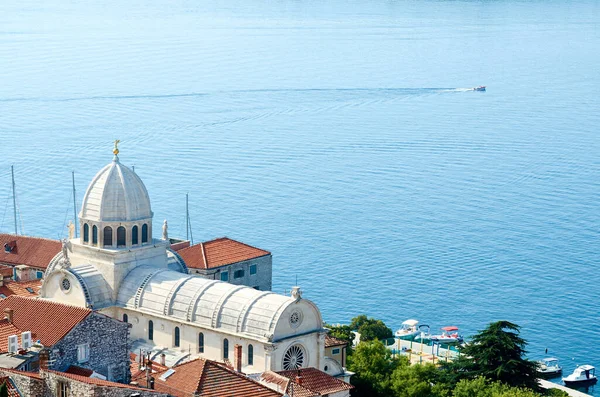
576,365,595,371
541,357,559,364
402,319,419,326
441,326,459,331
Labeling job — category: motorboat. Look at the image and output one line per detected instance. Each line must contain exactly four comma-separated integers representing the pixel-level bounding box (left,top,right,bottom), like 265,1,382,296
562,365,597,387
395,319,420,340
473,86,486,91
430,326,463,344
537,357,562,378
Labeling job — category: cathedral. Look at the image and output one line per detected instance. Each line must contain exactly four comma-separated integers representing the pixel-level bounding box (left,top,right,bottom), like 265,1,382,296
38,145,341,377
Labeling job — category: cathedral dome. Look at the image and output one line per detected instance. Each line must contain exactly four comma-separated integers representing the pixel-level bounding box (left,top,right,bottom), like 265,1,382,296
80,155,152,223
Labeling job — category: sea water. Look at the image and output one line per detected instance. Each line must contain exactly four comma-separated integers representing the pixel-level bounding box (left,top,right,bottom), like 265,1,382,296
0,0,599,392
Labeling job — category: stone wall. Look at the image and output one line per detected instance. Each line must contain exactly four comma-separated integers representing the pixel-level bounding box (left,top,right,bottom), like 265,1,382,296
43,371,167,397
0,370,43,397
50,312,130,383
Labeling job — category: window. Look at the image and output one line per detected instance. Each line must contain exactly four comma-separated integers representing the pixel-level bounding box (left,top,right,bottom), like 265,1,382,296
148,320,154,340
26,287,34,294
250,264,257,275
92,225,98,245
103,227,113,247
132,225,138,245
174,327,180,347
220,271,229,282
198,333,204,353
248,344,254,366
83,224,89,243
36,271,43,279
77,343,90,363
141,224,148,243
123,313,128,323
234,269,244,279
117,226,126,247
57,380,70,397
223,338,229,360
332,348,340,355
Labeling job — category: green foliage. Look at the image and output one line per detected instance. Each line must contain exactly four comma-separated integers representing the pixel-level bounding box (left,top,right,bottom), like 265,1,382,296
452,378,541,397
391,362,440,397
446,321,539,390
348,339,400,397
0,382,8,397
349,314,393,342
545,390,569,397
325,323,355,346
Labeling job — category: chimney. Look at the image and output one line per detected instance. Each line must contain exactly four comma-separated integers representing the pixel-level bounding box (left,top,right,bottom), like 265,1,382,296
160,353,166,366
39,349,50,371
4,308,13,323
296,374,303,386
234,344,242,373
0,274,4,287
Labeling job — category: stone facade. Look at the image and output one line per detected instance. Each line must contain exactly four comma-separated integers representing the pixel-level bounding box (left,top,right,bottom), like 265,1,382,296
191,255,273,291
50,312,130,383
43,371,165,397
0,370,44,396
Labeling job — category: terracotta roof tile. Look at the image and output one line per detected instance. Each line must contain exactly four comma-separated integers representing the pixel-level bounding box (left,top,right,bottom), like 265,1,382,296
325,334,348,348
260,371,317,397
0,280,42,299
0,296,91,348
64,365,94,377
45,369,159,392
178,237,271,269
0,266,13,279
0,376,20,397
152,358,282,397
0,367,42,379
0,234,60,270
276,368,353,396
0,319,26,352
179,237,270,270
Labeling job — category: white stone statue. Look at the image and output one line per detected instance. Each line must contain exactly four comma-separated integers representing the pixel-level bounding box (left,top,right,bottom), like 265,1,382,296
67,220,75,240
162,219,169,241
61,239,71,268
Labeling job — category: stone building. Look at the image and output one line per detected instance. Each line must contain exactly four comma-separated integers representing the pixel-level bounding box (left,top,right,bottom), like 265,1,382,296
38,148,337,376
0,296,130,383
178,237,272,291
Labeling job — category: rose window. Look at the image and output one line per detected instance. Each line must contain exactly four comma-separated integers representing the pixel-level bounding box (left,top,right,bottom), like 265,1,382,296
283,344,306,370
61,278,71,291
289,310,303,329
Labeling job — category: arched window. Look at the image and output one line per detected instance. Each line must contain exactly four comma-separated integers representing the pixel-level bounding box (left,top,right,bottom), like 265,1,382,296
103,227,113,247
123,313,128,323
142,224,148,243
199,333,204,353
83,224,89,243
223,338,229,360
248,344,254,366
132,225,138,245
92,225,98,245
117,226,126,247
174,327,180,347
148,320,154,340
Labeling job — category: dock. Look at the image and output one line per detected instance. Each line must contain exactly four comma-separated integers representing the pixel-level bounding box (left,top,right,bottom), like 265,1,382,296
387,338,460,365
539,380,592,397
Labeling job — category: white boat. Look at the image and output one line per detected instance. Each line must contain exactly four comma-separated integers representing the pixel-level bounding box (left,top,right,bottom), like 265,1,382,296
395,319,420,340
537,357,562,378
562,365,597,387
473,86,486,91
430,326,463,344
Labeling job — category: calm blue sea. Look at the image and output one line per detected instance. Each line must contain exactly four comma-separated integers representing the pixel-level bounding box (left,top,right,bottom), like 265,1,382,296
1,0,599,392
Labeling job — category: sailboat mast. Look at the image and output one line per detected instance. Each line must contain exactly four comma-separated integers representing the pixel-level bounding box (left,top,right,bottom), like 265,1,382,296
11,165,17,235
186,193,189,240
72,171,78,238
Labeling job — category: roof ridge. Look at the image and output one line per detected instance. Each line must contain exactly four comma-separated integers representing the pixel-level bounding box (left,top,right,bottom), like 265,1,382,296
0,234,59,244
3,295,92,312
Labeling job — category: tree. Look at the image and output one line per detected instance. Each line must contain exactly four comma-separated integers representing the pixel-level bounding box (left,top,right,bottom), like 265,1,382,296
325,323,355,346
452,377,560,397
0,382,8,397
391,362,441,397
348,339,400,397
349,315,393,342
446,321,539,391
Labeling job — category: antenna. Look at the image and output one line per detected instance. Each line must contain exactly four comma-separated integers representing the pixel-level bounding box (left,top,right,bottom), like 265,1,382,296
72,171,78,238
11,165,17,235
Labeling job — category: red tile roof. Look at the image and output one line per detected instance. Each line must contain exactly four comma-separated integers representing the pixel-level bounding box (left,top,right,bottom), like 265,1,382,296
0,296,91,349
0,279,42,299
45,369,159,392
152,358,282,397
178,237,270,270
276,368,353,396
260,371,316,397
325,334,348,348
0,376,20,397
64,365,94,377
0,319,26,352
0,234,61,270
0,266,13,279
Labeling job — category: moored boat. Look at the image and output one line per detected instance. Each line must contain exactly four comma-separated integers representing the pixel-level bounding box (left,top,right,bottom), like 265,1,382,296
430,326,463,344
537,357,562,378
473,86,486,91
395,319,420,340
562,365,597,387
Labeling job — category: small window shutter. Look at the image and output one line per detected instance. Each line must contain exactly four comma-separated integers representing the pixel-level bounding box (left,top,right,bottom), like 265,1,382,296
22,331,32,349
8,335,18,353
